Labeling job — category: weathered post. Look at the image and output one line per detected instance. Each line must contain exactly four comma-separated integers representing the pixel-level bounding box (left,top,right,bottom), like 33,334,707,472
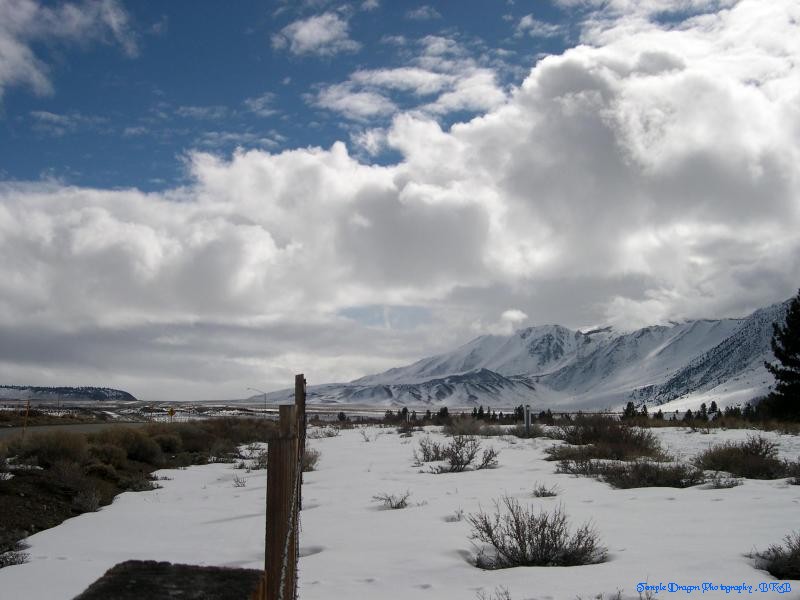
295,374,306,511
524,404,531,435
265,404,298,600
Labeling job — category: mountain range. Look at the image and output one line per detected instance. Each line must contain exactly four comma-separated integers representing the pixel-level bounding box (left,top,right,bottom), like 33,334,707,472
265,299,788,412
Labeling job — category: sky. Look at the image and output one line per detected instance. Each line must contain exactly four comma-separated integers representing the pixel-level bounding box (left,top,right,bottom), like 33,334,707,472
0,0,799,401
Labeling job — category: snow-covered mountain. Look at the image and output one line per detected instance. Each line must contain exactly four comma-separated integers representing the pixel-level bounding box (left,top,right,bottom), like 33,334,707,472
267,300,789,411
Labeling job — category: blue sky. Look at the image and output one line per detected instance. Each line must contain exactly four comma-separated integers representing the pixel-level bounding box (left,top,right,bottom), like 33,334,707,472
1,0,799,400
2,1,573,190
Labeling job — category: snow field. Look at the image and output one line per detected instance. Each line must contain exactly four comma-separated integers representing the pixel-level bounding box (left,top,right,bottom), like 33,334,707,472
0,425,798,600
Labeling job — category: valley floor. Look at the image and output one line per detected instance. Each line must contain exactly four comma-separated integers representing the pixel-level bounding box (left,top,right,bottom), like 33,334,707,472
1,426,799,600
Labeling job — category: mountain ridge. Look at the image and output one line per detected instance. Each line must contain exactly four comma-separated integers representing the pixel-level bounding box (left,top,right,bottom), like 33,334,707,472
266,299,789,411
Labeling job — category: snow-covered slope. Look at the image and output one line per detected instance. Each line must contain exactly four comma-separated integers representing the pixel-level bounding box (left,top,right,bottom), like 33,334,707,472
272,300,789,411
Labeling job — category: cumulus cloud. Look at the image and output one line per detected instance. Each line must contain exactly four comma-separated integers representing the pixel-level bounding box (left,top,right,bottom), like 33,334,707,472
313,35,507,121
515,14,563,38
0,0,137,101
406,5,441,21
271,12,360,56
1,0,799,399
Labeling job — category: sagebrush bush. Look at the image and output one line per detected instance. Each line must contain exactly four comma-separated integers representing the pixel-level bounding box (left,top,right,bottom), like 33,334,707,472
84,461,119,482
469,498,607,569
509,423,544,439
415,435,499,473
89,443,127,469
532,482,559,497
548,417,663,461
152,433,182,454
694,435,786,479
556,459,705,489
302,448,321,472
443,418,484,436
0,541,29,569
89,428,163,466
751,531,800,580
413,436,445,463
20,431,88,468
373,491,411,509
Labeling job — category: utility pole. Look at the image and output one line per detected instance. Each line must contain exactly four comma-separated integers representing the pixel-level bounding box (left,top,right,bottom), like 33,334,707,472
247,387,268,418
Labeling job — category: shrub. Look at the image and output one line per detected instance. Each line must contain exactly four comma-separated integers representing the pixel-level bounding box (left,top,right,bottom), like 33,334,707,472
557,459,705,489
21,431,88,468
302,448,321,472
751,531,800,580
532,482,559,497
706,473,743,489
443,418,483,436
307,426,340,439
89,428,163,466
120,472,160,492
548,417,663,461
232,474,247,488
468,498,607,569
0,541,29,569
694,435,785,479
89,443,127,469
73,487,101,512
152,433,182,454
373,491,411,509
417,435,500,473
84,461,118,482
413,437,446,463
509,423,545,439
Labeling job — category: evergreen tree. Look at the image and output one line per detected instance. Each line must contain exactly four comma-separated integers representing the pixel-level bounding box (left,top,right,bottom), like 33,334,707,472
698,403,708,420
764,288,800,419
425,409,432,421
472,407,478,419
683,409,694,422
709,400,718,415
654,409,664,420
622,401,637,419
477,405,485,420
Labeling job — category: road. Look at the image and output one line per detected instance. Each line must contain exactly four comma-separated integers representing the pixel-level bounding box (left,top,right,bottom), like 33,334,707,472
0,421,148,442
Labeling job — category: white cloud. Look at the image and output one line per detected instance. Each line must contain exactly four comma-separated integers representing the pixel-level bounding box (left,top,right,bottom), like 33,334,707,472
313,83,397,120
175,105,230,120
1,0,799,398
406,5,441,20
29,110,109,136
244,92,277,117
515,14,563,38
0,0,137,101
271,12,360,56
350,67,454,96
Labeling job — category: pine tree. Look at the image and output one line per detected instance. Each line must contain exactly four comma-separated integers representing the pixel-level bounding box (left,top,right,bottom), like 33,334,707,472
764,288,800,419
622,401,637,419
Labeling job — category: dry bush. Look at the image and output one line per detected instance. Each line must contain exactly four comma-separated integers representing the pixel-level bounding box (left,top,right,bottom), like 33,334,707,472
694,435,786,479
548,417,663,461
413,436,446,463
372,491,411,509
0,541,29,569
706,473,743,488
89,428,163,466
89,443,127,469
532,482,559,497
307,426,340,439
416,435,499,473
557,459,705,489
469,498,607,569
751,531,800,580
232,474,247,488
443,418,484,436
508,424,545,439
19,431,88,468
302,448,321,472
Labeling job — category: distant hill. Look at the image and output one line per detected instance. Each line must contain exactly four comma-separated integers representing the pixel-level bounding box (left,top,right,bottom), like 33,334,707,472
0,386,137,402
266,299,789,412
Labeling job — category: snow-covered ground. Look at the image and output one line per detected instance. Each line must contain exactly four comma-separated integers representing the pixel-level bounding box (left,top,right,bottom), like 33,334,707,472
1,426,799,600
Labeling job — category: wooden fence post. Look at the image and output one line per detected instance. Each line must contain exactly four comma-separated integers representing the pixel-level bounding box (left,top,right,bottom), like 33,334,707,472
265,404,298,600
295,374,306,510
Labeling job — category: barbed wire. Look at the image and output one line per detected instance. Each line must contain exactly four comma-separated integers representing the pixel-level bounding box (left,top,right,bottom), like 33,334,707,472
277,439,303,600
